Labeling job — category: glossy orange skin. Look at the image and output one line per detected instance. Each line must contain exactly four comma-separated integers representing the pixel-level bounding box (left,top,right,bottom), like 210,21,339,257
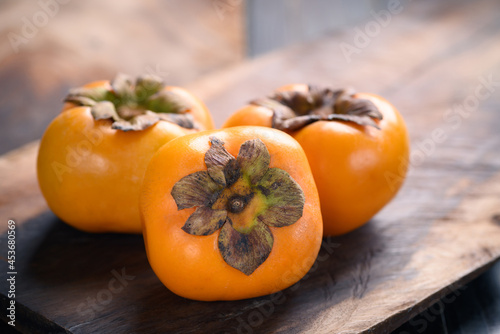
37,80,214,233
140,127,323,301
223,84,410,236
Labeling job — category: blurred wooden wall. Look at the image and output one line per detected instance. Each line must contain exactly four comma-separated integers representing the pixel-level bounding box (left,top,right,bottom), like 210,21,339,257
246,0,389,56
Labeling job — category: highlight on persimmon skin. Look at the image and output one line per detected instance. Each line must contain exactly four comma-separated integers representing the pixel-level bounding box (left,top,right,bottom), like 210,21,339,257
140,126,323,301
37,74,215,234
222,84,410,236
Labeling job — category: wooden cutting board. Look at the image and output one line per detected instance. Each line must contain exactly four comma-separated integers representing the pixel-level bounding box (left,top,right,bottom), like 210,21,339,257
1,0,500,333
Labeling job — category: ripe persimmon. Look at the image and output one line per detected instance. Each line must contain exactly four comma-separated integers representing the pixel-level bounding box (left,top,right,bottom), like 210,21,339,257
223,84,410,236
37,74,214,233
140,126,323,301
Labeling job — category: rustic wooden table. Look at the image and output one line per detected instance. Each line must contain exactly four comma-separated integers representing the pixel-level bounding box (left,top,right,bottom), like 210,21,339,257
1,0,500,333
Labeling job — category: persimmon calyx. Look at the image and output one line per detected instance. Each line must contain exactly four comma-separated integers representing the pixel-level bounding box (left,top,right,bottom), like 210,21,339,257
171,137,305,275
251,86,383,131
64,73,197,131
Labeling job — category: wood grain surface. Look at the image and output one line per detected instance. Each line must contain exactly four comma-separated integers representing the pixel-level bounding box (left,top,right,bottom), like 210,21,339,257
1,0,500,333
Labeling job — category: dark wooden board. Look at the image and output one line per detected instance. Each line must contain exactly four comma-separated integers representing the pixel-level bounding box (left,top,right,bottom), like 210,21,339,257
2,0,500,333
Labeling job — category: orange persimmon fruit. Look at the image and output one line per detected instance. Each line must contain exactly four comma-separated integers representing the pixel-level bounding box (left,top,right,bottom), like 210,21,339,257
140,126,323,301
223,84,410,236
37,74,214,233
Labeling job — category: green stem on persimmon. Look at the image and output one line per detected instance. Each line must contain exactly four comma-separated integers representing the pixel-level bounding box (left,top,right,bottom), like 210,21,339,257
64,73,197,131
171,137,305,275
251,86,383,131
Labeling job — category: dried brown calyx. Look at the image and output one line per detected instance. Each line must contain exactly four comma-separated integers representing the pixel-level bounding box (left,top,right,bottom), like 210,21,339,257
251,86,383,131
64,73,197,131
171,137,305,275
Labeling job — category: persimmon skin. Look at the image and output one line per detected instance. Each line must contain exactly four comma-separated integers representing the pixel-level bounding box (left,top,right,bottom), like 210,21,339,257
37,80,214,233
223,86,410,236
222,105,272,129
140,126,323,301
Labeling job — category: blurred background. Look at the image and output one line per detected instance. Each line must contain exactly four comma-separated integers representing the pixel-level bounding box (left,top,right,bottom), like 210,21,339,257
1,0,499,333
0,0,245,154
1,0,412,155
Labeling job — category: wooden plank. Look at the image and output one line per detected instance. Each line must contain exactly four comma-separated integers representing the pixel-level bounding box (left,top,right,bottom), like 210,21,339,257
1,0,500,333
0,142,46,235
1,155,500,333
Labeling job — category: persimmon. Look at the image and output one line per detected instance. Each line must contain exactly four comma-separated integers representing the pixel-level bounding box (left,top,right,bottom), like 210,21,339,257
140,126,323,301
37,74,214,233
223,84,410,236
